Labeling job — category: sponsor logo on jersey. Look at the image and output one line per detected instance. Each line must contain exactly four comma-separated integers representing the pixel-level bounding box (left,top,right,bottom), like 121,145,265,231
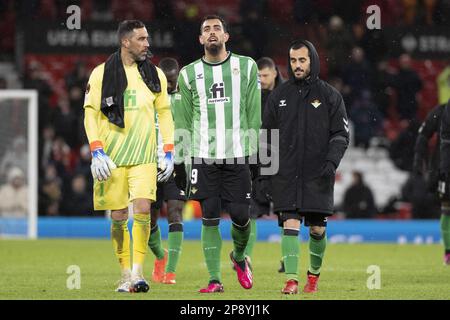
279,99,287,107
191,187,198,194
208,82,230,104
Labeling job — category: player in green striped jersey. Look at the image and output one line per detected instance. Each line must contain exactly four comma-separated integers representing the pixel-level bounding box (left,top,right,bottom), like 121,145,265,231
174,15,261,293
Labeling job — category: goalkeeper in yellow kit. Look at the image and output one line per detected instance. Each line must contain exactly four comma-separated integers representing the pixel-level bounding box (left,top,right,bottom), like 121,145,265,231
83,20,174,293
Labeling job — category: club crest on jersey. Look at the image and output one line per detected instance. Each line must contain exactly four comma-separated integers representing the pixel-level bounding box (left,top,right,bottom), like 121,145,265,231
232,68,240,75
311,99,321,108
208,82,230,104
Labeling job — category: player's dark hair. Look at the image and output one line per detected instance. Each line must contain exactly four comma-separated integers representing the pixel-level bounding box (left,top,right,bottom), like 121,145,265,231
158,58,179,74
117,20,146,46
257,57,276,70
290,42,308,51
200,15,227,34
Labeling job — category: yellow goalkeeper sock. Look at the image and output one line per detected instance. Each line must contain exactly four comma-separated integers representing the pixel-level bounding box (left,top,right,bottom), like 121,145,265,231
111,219,131,273
132,213,151,277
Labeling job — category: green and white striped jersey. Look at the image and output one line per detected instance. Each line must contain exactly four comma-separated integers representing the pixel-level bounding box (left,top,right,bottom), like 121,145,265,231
175,52,261,160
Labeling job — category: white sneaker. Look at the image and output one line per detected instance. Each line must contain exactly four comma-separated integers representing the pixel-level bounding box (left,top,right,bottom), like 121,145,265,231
116,277,131,293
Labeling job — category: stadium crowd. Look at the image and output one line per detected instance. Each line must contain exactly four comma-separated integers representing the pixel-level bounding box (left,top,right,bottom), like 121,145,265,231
0,0,449,218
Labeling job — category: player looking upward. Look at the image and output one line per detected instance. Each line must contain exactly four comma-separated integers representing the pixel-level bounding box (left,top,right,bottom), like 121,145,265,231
174,15,261,293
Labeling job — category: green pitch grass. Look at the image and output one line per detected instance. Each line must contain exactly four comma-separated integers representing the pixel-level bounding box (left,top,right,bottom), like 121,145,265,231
0,239,449,300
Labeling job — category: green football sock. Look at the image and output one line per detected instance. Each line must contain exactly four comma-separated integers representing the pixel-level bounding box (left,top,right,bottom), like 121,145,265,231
202,225,222,283
166,224,183,273
148,224,165,260
441,215,450,252
282,230,299,281
232,221,251,262
308,232,327,275
244,219,257,259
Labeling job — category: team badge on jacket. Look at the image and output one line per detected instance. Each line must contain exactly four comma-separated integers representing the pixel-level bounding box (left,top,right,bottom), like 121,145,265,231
311,99,321,108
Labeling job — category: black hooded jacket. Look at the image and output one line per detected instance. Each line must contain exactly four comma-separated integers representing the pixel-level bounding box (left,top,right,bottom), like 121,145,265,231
413,103,445,190
262,40,349,214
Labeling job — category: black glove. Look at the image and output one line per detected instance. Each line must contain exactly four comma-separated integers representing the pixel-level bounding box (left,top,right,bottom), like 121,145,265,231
320,161,336,177
173,163,187,192
252,176,272,204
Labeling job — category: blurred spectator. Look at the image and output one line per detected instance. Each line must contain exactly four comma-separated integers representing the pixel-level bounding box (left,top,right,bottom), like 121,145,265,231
49,137,72,192
349,90,383,149
0,167,28,218
74,144,93,193
434,0,450,25
174,4,202,66
60,174,94,216
325,15,354,77
401,173,440,219
91,0,113,21
328,76,351,107
353,23,388,68
437,65,450,105
0,135,28,179
239,0,269,59
153,0,175,21
293,0,314,24
342,171,377,219
389,119,421,171
416,0,439,25
342,47,372,104
371,60,393,117
23,61,52,131
332,0,362,25
39,125,55,172
402,0,419,25
65,61,89,117
39,163,62,216
387,54,423,120
52,98,78,148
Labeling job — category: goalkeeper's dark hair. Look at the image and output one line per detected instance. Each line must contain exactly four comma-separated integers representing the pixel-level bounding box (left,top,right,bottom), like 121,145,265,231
200,15,228,34
257,57,276,70
117,20,146,46
158,57,179,74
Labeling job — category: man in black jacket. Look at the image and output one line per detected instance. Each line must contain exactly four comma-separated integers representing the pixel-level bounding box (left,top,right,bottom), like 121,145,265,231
261,39,349,294
438,99,450,265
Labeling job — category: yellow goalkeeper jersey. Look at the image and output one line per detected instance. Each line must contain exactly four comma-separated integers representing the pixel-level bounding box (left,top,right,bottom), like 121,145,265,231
83,62,174,167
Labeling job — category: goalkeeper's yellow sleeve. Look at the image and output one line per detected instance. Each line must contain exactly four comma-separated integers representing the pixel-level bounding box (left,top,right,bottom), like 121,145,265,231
154,68,175,151
83,64,104,149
